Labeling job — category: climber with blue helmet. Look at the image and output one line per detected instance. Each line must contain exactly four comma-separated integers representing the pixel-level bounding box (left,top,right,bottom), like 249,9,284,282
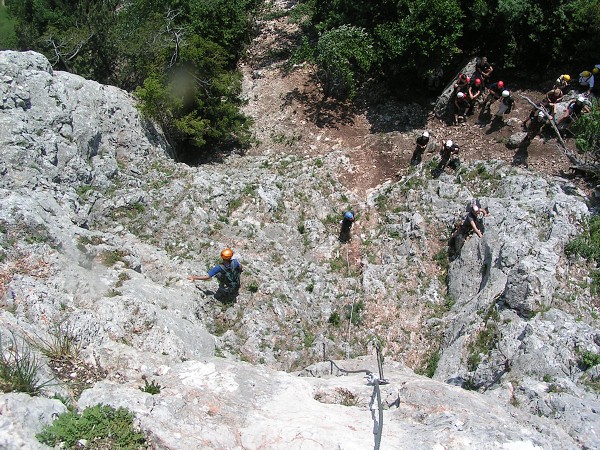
339,211,355,243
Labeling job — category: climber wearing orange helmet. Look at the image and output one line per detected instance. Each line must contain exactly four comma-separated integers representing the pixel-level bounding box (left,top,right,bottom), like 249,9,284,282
189,248,243,299
480,80,505,112
467,78,483,116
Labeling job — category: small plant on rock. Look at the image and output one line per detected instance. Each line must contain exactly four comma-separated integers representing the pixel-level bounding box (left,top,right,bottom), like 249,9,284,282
328,311,341,327
580,350,600,369
38,324,80,363
0,333,51,396
139,375,162,395
247,281,259,293
36,404,146,449
335,387,360,406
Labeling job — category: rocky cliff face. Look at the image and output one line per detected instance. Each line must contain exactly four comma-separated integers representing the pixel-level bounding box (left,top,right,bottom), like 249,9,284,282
1,50,599,449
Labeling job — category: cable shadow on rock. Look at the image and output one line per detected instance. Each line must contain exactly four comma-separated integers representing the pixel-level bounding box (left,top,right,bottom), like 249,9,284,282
195,286,239,305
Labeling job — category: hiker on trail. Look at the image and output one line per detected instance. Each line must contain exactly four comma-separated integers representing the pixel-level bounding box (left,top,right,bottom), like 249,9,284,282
339,211,355,243
480,80,505,112
522,99,547,130
578,70,594,94
189,248,243,300
454,92,470,125
493,90,514,122
473,57,494,86
591,66,600,97
523,110,548,142
553,74,571,94
411,131,431,166
540,88,564,116
453,73,470,94
467,78,483,116
434,140,460,175
557,95,591,128
448,199,489,259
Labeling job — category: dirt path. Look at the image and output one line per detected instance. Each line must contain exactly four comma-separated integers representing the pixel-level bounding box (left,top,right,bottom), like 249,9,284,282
240,1,590,199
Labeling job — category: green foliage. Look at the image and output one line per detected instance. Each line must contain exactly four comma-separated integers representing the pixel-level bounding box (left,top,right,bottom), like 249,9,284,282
463,0,600,69
305,0,599,94
316,25,375,99
328,311,341,327
565,216,600,261
0,4,17,49
8,0,258,161
247,280,259,293
0,334,50,396
580,350,600,369
424,349,440,378
565,216,600,294
36,404,146,449
466,307,500,371
100,249,128,267
374,0,463,78
139,376,162,394
571,99,600,156
345,300,365,325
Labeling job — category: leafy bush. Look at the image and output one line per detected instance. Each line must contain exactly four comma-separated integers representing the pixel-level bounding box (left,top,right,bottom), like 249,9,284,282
571,98,600,158
374,0,463,78
424,350,440,378
247,281,259,293
316,25,375,99
581,350,600,369
328,311,341,327
37,404,146,449
0,333,51,396
7,0,258,162
565,216,600,293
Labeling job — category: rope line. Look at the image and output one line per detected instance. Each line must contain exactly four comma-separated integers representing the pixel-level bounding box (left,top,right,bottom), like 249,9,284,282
324,344,388,450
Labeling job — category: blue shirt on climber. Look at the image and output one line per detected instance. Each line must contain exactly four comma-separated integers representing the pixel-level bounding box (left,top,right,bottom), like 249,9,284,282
207,259,242,277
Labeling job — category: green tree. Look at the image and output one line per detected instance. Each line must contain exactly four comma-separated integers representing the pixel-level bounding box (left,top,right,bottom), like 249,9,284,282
7,0,258,161
0,3,17,50
315,25,375,99
374,0,464,79
135,34,252,161
461,0,600,69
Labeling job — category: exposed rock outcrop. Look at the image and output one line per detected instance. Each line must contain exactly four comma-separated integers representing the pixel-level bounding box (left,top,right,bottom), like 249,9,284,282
1,50,599,449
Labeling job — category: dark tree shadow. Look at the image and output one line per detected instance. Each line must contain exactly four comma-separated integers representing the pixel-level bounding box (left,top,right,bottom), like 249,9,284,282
512,141,530,167
476,108,493,127
485,117,508,134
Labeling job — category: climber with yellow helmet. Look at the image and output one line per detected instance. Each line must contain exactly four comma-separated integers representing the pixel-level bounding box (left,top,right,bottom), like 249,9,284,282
189,248,243,300
553,74,571,94
591,65,600,97
578,70,594,94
